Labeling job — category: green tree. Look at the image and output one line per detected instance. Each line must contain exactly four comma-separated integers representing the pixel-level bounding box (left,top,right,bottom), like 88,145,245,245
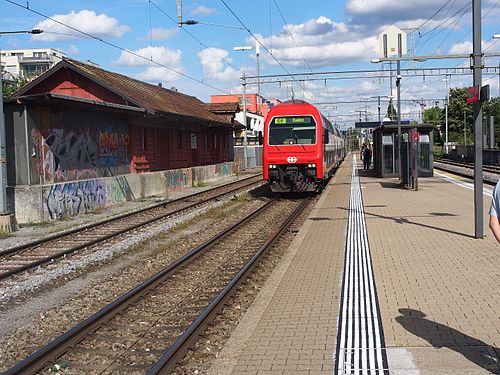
447,87,473,145
2,74,30,99
386,99,397,121
423,105,442,144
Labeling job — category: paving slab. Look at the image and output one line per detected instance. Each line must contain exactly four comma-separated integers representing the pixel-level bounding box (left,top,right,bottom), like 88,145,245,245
361,167,500,374
208,155,500,374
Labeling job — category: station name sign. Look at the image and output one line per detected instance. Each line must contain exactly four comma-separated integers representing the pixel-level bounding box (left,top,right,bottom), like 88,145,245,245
466,86,479,104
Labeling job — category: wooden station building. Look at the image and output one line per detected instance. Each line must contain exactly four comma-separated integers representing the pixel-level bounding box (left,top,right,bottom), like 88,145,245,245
4,58,241,186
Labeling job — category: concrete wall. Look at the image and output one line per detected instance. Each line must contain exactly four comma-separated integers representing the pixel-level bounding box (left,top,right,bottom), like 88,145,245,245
13,161,234,223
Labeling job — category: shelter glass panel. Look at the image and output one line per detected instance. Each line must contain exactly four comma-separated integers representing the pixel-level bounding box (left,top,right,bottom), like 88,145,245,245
382,132,395,174
419,131,431,172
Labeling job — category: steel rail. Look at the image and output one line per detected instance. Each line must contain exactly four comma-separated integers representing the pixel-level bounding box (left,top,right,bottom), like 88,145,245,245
433,159,497,185
3,196,279,375
0,175,261,257
148,197,311,374
0,175,263,280
435,157,500,174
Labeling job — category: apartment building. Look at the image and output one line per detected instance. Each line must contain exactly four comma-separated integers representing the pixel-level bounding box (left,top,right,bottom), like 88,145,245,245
0,48,66,77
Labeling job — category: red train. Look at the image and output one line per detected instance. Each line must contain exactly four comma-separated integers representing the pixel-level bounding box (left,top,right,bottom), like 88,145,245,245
263,100,345,192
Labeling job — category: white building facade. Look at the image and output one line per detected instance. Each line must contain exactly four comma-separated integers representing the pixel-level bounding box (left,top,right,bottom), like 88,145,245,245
0,48,66,78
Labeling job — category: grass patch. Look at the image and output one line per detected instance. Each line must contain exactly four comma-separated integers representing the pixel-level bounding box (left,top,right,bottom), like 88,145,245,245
18,221,52,228
0,230,12,239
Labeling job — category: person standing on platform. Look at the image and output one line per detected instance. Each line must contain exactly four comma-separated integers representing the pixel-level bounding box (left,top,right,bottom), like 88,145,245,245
360,143,366,163
489,179,500,243
362,146,372,170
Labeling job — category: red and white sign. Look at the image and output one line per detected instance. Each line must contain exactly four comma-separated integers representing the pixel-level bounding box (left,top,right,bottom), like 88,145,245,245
466,86,479,104
286,156,298,163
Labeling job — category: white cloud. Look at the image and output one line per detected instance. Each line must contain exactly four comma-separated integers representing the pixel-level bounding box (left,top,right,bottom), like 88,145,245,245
136,66,184,83
255,17,378,68
116,46,184,82
191,5,216,16
448,39,500,54
142,27,179,41
345,0,471,32
116,46,182,67
448,41,472,54
198,48,237,82
32,10,130,42
68,44,80,55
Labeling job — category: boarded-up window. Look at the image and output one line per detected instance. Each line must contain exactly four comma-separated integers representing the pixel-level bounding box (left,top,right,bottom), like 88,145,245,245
191,133,197,149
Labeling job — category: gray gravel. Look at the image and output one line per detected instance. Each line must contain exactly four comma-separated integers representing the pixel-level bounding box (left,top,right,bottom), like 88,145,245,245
0,187,267,370
0,197,227,304
434,161,499,184
0,177,241,251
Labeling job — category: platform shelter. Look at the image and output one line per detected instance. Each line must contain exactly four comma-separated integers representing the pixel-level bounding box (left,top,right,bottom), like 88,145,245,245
372,123,434,178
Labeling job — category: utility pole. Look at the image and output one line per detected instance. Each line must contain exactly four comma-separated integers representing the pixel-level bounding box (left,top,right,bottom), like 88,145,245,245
472,0,483,239
396,33,402,179
443,75,450,154
0,29,43,232
464,110,467,145
233,46,252,170
378,96,381,125
242,72,248,170
256,42,261,114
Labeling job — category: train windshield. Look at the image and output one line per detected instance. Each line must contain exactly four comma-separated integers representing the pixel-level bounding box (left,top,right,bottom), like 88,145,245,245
268,116,317,145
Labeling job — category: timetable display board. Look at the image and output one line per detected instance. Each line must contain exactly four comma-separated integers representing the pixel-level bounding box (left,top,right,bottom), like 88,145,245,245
273,117,312,125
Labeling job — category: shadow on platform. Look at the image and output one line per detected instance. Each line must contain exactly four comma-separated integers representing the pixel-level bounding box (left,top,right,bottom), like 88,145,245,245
361,210,475,239
396,308,500,374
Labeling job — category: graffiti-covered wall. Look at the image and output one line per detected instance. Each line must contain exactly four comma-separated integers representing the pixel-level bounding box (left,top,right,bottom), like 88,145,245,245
44,175,136,220
13,161,234,222
30,108,131,184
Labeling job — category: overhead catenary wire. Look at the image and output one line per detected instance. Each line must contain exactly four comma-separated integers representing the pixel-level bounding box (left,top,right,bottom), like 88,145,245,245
424,3,472,62
5,0,231,94
149,0,238,71
219,0,307,94
416,2,470,54
414,0,455,32
272,0,314,74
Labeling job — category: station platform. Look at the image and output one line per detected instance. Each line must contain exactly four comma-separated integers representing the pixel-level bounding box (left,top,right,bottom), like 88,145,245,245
208,154,500,375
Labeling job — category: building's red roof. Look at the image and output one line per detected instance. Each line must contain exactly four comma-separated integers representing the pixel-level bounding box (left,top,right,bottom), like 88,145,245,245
205,102,240,114
12,58,233,127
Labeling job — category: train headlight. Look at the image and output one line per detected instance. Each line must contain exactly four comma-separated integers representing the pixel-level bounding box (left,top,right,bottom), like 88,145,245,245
268,164,277,169
307,163,316,168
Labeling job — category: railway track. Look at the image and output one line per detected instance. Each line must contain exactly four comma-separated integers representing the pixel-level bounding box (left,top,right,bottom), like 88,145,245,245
4,196,310,374
433,158,498,184
435,157,500,174
0,175,263,281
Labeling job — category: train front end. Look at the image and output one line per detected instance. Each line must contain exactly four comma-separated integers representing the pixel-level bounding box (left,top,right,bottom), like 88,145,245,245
263,102,324,193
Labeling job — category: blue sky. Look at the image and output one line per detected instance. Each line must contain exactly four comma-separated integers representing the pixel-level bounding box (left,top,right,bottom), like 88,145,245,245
1,0,500,128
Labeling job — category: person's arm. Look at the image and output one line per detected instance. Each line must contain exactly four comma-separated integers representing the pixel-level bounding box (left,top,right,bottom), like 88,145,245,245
489,215,500,243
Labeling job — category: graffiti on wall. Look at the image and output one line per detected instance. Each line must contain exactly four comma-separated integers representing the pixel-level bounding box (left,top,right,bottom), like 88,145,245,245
98,127,129,167
46,179,107,220
31,125,130,183
162,169,191,192
44,128,99,172
107,176,135,203
214,162,232,177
